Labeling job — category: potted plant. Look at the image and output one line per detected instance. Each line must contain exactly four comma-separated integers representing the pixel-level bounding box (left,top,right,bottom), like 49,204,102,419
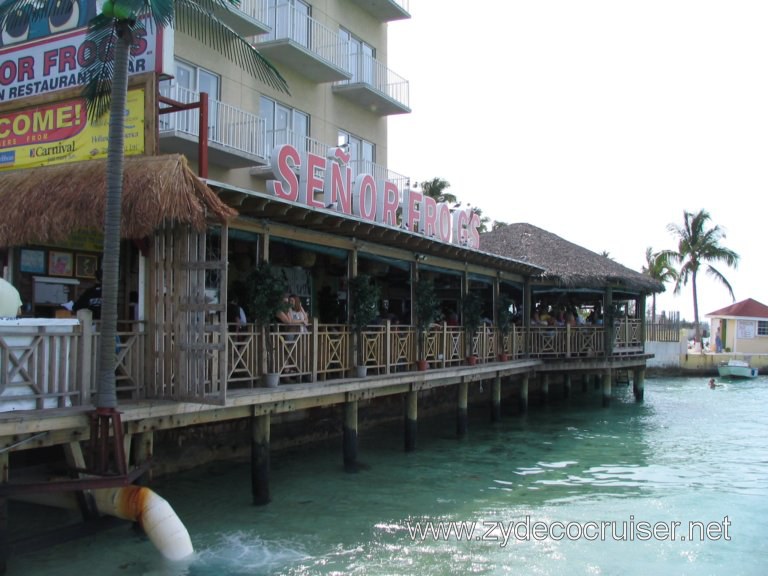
245,263,289,387
414,279,441,370
462,291,484,365
348,274,381,377
497,294,515,361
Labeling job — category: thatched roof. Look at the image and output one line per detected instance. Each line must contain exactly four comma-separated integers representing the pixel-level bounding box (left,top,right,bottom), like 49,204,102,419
0,154,237,247
481,223,664,293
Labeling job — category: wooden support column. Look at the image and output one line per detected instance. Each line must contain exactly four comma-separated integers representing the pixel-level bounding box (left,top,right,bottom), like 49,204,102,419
602,369,612,407
344,400,358,471
563,373,572,399
457,381,468,437
63,442,98,520
404,390,418,452
491,375,502,422
540,373,550,405
0,451,8,575
582,374,589,393
519,374,529,413
633,368,645,402
132,431,154,485
251,413,271,505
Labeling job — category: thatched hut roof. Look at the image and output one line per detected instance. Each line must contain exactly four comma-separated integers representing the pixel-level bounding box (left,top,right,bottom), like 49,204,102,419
0,154,237,247
481,223,664,293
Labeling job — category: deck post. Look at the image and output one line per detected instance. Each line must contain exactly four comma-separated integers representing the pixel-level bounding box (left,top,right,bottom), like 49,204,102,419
63,442,98,520
132,431,154,484
633,368,645,402
491,375,501,421
602,369,612,407
0,451,8,575
343,400,358,471
404,390,417,452
540,373,549,405
519,374,529,413
251,413,271,505
563,373,572,399
457,381,468,437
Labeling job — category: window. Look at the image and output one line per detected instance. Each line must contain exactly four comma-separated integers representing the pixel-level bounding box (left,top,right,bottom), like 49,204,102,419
161,60,221,138
758,321,768,336
338,130,374,177
260,96,310,153
268,0,310,47
339,28,375,84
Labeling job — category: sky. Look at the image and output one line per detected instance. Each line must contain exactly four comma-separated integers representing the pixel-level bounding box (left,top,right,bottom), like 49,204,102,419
387,1,768,322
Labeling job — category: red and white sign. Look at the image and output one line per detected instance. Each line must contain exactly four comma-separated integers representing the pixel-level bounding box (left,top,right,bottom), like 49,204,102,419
267,144,481,248
0,23,168,103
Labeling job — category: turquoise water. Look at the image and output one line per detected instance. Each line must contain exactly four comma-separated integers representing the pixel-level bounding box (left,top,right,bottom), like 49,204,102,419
10,376,768,575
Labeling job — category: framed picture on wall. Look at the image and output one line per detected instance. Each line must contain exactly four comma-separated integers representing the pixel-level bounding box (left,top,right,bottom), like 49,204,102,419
75,254,98,279
48,251,73,277
20,249,46,274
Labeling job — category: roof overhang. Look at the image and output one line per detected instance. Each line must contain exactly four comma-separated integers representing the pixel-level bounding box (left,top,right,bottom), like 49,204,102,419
207,179,545,279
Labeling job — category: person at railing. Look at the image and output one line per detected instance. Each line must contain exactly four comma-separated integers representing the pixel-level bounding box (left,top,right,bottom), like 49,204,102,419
288,294,309,333
73,268,103,320
0,277,22,318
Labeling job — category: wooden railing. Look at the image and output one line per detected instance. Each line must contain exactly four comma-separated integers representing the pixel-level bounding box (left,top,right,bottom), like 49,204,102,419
1,317,649,411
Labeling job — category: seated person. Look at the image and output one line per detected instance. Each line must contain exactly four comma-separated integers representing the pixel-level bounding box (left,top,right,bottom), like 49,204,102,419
73,269,103,319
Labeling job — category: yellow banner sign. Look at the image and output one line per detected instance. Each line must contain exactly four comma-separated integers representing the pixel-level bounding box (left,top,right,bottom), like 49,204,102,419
0,88,145,170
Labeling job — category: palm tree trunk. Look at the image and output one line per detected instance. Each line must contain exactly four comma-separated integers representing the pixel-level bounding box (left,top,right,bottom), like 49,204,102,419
691,272,701,344
95,29,131,409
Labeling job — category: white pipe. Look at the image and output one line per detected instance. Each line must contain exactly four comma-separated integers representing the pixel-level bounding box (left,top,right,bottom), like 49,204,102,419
93,485,194,561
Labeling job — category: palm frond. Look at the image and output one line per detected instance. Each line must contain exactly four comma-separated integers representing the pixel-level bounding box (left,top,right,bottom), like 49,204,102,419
0,0,77,26
175,0,289,94
80,15,122,121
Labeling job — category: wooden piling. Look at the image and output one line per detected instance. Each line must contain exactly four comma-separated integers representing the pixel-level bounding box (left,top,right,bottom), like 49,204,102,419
404,390,417,452
602,370,612,407
343,400,358,471
251,413,271,505
63,442,98,520
563,373,572,399
0,451,7,575
519,374,529,413
457,381,468,437
491,375,501,422
633,368,645,402
540,373,550,405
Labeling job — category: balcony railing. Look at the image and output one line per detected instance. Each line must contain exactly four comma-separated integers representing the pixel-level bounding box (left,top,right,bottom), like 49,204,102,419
212,0,270,36
254,2,350,81
333,52,410,114
1,318,646,412
259,129,410,195
347,0,410,22
159,84,268,163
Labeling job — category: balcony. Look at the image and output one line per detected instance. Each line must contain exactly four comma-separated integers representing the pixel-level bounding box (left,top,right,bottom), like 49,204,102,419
347,0,410,22
250,131,410,194
211,0,271,37
254,3,350,83
333,53,410,115
159,84,269,169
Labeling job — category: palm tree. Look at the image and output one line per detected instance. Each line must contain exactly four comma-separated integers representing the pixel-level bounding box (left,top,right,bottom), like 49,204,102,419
0,0,288,410
419,177,458,205
641,246,679,322
667,209,739,341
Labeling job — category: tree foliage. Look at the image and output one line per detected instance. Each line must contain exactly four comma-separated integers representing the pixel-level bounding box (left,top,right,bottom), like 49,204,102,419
666,209,739,339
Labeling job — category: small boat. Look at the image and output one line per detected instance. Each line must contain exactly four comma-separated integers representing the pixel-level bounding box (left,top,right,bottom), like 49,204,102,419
717,359,758,379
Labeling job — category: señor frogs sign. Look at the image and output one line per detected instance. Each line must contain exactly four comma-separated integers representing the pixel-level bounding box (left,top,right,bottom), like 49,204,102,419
266,144,481,249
